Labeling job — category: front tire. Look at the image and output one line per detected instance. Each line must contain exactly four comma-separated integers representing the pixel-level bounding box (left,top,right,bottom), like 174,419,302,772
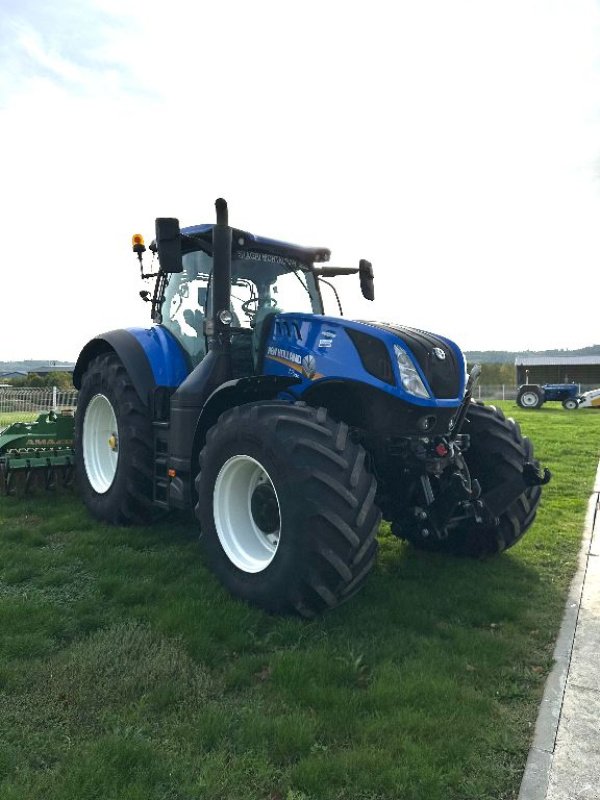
195,402,381,617
75,352,154,524
562,398,578,410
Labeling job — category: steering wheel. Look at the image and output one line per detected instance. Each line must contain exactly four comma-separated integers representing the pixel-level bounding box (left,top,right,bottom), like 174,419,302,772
242,297,276,321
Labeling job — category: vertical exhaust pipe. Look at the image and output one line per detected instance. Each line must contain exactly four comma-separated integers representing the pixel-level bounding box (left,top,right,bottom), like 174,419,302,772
167,197,234,509
211,198,232,344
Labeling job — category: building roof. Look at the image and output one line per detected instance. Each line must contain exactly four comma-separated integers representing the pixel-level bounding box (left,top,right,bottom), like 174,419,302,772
515,356,600,366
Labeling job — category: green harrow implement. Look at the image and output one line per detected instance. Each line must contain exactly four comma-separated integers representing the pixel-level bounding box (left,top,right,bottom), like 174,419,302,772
0,411,75,494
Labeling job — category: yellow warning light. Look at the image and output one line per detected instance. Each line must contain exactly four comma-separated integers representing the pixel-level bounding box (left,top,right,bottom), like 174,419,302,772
132,233,145,247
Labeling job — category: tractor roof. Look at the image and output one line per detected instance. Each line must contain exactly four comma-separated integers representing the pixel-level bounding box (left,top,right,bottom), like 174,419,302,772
180,224,331,264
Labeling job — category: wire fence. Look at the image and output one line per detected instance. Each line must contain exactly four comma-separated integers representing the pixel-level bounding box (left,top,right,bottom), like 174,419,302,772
1,382,599,430
0,387,78,428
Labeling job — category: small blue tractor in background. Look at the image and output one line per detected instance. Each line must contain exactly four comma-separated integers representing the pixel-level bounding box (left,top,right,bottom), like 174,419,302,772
67,199,550,616
517,383,580,410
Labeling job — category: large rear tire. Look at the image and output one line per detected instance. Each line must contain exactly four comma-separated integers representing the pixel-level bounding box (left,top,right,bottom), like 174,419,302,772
398,403,543,557
75,352,154,524
195,402,381,617
517,385,544,409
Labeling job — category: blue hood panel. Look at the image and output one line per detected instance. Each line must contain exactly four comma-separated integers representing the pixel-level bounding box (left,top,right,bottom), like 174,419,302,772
261,314,466,408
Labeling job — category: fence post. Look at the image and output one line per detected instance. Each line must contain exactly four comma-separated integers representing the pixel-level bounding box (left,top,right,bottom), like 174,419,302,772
52,386,58,412
502,384,505,401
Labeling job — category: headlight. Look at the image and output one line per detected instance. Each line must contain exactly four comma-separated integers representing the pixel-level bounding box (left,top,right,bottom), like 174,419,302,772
393,344,430,398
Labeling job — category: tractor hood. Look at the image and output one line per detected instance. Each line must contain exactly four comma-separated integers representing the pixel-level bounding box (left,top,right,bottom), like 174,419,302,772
261,313,467,407
357,321,465,400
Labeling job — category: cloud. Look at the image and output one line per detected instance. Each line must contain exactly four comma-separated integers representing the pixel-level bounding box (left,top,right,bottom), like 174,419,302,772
1,0,600,357
0,0,142,104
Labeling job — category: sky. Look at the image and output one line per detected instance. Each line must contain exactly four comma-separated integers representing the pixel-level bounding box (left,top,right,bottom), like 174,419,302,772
1,0,599,361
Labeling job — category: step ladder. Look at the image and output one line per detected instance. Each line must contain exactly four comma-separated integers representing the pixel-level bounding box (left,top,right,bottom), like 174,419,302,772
152,420,170,509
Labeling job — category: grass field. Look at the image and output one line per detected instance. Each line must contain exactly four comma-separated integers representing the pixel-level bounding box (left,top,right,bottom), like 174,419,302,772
1,402,599,800
0,411,43,428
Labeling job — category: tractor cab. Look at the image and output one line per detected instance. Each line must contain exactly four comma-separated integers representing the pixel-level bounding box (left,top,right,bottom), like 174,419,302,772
158,231,325,369
135,211,372,380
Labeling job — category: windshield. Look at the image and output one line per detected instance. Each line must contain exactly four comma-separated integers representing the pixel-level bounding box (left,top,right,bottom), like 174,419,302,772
160,248,323,363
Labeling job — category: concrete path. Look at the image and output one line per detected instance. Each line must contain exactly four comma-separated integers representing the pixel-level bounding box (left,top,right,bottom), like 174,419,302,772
519,463,600,800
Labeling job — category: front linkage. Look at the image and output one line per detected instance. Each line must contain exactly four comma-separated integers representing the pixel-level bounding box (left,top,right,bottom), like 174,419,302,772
388,365,551,548
399,434,551,544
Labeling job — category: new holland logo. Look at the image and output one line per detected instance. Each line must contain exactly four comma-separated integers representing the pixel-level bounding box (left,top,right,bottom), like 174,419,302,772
432,347,446,361
302,354,316,379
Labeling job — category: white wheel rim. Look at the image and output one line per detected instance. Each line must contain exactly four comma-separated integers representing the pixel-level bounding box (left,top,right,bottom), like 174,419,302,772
521,392,539,407
83,394,119,494
213,455,281,573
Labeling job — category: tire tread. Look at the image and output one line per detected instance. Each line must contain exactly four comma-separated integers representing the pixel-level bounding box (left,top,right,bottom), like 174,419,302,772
195,401,381,616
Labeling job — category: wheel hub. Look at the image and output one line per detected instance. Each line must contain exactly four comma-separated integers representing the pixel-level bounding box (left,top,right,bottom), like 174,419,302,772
521,392,538,407
250,482,280,534
213,455,282,573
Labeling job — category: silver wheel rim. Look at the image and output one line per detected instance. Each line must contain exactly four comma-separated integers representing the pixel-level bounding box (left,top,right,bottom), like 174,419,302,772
83,394,119,494
213,455,281,573
521,392,539,407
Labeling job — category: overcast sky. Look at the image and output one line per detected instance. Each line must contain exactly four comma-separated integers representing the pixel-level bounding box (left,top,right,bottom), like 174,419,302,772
1,0,599,361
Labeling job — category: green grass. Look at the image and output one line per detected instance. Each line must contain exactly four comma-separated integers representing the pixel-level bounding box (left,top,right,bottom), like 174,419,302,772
0,411,40,429
0,402,599,800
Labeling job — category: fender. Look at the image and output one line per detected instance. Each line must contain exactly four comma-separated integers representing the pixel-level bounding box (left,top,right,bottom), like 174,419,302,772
73,327,190,406
194,374,301,450
167,374,301,510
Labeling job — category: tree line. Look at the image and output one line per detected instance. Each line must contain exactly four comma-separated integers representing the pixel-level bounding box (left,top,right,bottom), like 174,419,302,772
466,362,516,385
3,372,74,390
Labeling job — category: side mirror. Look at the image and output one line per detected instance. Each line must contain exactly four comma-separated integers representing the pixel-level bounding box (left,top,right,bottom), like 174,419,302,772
359,259,374,301
155,218,183,273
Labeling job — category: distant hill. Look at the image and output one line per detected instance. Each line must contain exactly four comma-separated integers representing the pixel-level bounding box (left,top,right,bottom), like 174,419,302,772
0,360,74,373
3,346,600,372
464,346,600,364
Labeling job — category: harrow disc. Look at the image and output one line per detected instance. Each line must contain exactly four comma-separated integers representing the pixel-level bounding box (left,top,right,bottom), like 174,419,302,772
0,452,75,496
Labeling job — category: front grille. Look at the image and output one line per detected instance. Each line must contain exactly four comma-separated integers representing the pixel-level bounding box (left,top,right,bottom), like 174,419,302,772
360,323,462,399
345,328,395,386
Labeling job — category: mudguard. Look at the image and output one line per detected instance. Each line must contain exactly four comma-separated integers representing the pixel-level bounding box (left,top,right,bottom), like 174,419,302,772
73,327,190,406
195,374,301,435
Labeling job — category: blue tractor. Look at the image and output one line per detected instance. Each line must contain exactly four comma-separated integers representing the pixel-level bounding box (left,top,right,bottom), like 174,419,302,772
517,383,580,410
73,199,550,616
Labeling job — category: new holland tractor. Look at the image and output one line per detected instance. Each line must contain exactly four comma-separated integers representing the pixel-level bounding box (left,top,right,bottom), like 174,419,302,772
68,199,550,617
